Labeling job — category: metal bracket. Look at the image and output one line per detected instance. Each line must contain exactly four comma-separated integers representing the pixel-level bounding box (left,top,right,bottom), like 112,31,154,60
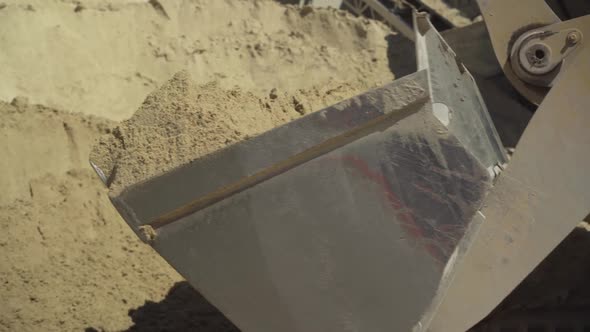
510,27,582,87
476,0,560,105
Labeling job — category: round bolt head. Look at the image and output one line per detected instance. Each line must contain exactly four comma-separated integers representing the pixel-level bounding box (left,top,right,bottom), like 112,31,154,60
567,32,580,45
523,43,551,70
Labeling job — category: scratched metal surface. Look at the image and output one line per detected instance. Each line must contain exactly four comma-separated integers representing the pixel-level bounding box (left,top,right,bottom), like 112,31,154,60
426,15,590,332
110,71,429,229
415,14,507,171
99,16,512,332
153,106,493,332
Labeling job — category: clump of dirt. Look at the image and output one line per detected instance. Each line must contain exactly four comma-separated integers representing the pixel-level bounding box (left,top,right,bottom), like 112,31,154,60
91,70,373,193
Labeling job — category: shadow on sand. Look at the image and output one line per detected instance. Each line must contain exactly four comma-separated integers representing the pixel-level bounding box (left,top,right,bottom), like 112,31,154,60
83,226,590,331
122,282,239,332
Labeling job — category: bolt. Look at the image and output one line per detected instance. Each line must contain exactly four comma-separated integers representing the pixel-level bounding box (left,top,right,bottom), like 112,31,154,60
524,44,550,67
566,32,580,45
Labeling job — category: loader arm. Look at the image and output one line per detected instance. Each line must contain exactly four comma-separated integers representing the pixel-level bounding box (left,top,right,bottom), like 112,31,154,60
424,2,590,331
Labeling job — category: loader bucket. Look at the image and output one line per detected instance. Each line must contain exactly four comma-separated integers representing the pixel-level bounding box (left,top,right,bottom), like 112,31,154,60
91,15,508,331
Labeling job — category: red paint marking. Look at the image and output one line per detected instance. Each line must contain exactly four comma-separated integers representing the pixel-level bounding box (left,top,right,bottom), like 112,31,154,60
329,155,446,263
413,182,446,204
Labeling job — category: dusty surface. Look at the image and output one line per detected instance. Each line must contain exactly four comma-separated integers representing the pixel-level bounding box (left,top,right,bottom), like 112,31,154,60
499,224,590,311
90,70,374,193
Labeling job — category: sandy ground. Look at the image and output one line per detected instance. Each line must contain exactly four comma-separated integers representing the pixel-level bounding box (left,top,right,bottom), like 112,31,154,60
0,0,393,121
0,99,186,332
1,0,588,331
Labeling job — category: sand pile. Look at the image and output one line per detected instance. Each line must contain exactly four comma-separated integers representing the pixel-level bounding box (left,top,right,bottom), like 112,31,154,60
90,70,371,192
0,0,394,120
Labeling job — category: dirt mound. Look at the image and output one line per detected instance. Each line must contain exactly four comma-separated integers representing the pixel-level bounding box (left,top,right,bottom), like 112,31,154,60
0,0,394,120
90,70,373,192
